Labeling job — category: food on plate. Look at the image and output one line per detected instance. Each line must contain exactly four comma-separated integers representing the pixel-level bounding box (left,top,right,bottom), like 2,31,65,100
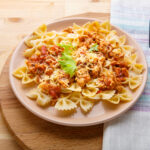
13,21,144,113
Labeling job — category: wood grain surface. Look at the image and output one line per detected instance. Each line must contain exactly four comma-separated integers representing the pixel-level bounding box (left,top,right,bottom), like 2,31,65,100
0,0,110,149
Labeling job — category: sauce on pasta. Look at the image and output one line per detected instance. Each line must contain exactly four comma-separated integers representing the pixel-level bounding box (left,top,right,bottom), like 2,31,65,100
13,21,144,112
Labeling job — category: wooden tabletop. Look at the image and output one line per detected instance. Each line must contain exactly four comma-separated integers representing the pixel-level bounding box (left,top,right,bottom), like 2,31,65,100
0,0,110,149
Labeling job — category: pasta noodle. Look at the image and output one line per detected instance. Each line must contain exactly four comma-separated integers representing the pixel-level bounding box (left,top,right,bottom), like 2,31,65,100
107,88,131,104
13,66,27,79
67,83,82,92
100,90,116,100
26,88,39,100
36,92,51,106
82,87,98,98
128,75,142,90
22,73,35,85
55,97,77,111
80,99,93,112
27,88,52,106
13,21,144,114
108,95,120,104
132,63,144,74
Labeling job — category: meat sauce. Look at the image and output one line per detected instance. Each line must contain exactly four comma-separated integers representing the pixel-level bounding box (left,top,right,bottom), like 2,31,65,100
26,45,70,99
25,31,129,100
39,82,61,98
26,45,60,76
76,32,129,91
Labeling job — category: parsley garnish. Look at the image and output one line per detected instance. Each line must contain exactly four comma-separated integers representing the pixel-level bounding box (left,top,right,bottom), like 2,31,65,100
58,43,76,77
89,43,99,52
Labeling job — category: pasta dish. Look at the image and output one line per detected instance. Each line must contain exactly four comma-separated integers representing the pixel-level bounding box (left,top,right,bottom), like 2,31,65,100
13,21,144,113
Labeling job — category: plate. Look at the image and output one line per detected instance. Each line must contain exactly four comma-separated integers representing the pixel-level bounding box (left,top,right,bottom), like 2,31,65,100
9,18,148,126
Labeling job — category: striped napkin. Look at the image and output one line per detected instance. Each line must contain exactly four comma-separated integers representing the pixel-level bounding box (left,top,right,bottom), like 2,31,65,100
102,0,150,150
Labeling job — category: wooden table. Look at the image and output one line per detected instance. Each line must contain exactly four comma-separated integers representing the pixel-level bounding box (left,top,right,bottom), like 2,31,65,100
0,0,110,149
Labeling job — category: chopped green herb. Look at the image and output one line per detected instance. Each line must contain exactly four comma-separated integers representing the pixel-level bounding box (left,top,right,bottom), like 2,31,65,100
89,43,99,52
58,43,76,77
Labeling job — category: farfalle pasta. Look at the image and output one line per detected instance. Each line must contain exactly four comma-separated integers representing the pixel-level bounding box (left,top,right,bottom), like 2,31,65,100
13,21,144,113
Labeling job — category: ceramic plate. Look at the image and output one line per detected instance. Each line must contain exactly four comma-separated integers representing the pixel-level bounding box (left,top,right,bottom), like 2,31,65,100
9,18,148,126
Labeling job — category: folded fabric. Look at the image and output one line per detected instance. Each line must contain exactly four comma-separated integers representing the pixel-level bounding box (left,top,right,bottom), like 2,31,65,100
103,0,150,150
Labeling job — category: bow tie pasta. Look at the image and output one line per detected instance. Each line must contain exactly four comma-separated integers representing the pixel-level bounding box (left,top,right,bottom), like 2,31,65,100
13,21,144,114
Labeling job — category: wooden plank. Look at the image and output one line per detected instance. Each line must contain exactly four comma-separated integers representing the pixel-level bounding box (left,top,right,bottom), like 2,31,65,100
0,58,103,149
0,0,110,149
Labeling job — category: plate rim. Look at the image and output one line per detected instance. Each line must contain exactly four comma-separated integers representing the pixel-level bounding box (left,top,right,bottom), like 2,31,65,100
9,17,148,127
